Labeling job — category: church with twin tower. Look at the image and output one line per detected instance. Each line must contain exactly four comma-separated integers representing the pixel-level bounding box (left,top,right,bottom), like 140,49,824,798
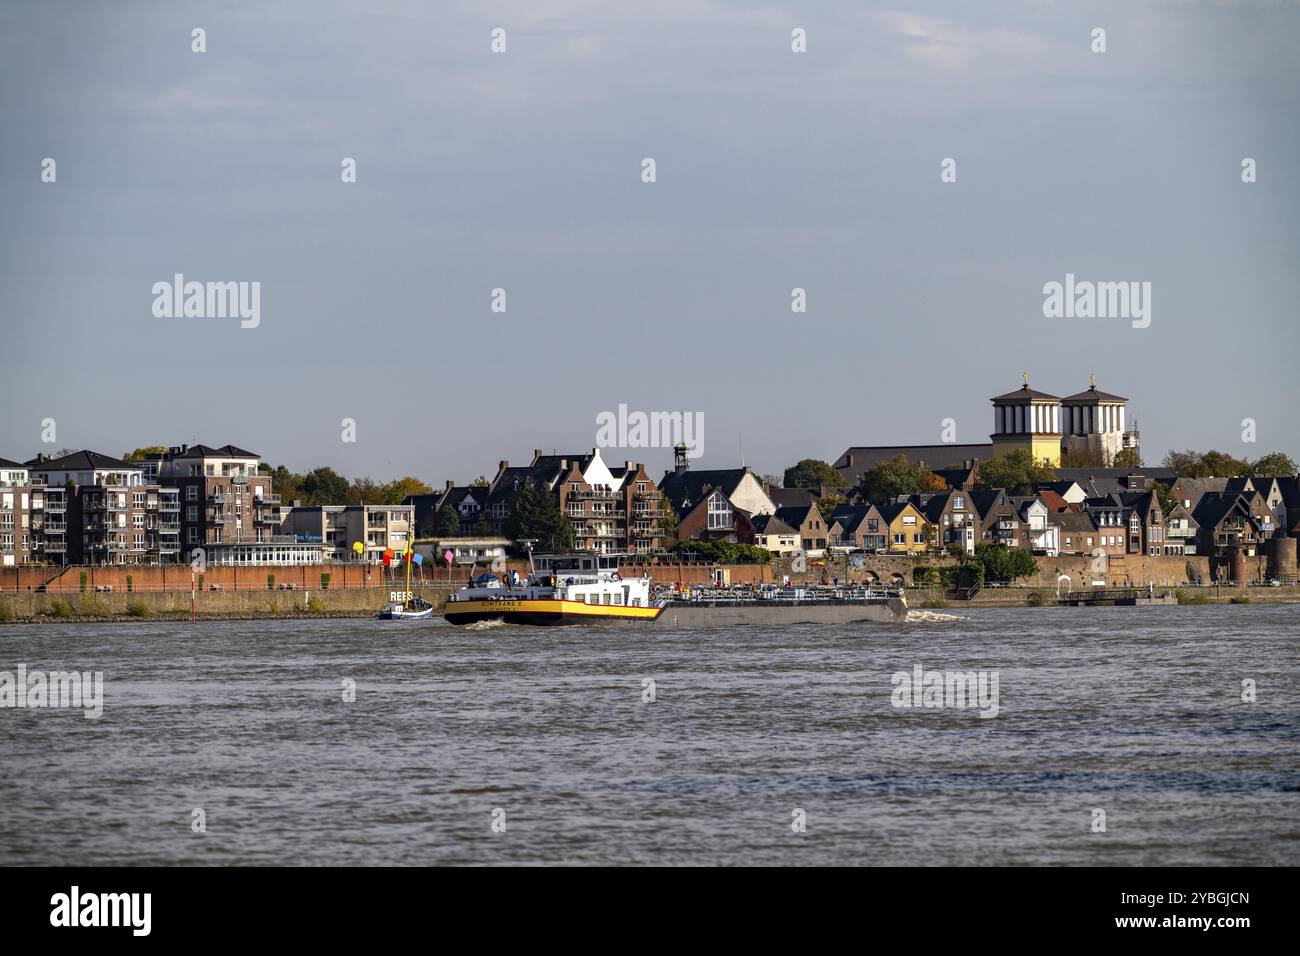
990,375,1135,467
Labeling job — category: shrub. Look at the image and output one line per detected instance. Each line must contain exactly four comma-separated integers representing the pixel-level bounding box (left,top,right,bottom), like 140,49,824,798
306,595,328,613
1230,595,1251,605
1176,589,1210,605
79,572,87,593
49,598,72,618
126,574,133,593
320,572,332,590
912,566,938,588
77,595,106,617
267,574,276,590
126,599,151,617
0,600,14,623
1026,590,1047,607
973,543,1037,583
669,540,772,564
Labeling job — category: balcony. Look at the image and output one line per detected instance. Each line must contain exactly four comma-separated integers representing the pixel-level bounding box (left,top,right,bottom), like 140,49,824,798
256,494,281,505
45,541,66,553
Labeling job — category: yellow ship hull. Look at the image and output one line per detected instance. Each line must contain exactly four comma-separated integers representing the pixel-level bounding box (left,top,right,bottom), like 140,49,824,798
443,598,664,626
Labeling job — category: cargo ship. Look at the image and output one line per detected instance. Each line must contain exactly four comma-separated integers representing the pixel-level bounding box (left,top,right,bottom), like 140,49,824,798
442,552,663,625
443,549,906,627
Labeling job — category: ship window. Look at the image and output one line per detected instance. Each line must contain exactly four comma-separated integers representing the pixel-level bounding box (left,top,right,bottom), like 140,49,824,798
601,593,609,604
587,594,597,604
612,594,622,605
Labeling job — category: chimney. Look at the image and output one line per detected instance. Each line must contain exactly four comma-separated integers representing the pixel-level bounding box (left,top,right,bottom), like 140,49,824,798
625,460,633,472
533,448,542,461
846,453,854,468
445,480,453,493
499,460,508,473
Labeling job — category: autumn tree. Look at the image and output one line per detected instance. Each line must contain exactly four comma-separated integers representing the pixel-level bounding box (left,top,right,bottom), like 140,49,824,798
858,455,947,503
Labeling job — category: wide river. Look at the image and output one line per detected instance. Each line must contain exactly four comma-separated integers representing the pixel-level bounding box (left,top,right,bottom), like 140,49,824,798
1,605,1297,865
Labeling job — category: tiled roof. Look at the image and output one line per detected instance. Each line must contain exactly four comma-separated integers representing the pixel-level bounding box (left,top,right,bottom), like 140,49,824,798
25,450,138,471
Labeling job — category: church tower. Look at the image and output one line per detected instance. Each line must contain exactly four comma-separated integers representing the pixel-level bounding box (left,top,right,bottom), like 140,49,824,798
1060,375,1128,465
989,374,1062,466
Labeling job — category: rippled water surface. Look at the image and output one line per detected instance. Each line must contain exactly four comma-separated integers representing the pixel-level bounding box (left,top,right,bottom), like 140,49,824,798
2,605,1298,865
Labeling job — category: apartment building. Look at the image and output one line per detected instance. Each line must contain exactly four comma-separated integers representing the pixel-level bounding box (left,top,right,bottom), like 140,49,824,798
280,504,414,563
0,457,38,566
478,448,667,553
147,444,279,557
25,450,179,565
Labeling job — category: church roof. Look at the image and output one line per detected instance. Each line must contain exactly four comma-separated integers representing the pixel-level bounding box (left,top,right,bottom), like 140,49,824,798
991,383,1060,403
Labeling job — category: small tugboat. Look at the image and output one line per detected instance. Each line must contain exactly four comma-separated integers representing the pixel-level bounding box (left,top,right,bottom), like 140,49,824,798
443,547,663,626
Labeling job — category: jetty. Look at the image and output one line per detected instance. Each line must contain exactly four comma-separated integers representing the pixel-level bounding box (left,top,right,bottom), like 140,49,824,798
1056,587,1177,607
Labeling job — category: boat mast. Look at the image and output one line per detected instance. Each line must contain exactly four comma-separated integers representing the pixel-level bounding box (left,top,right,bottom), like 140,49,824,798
405,542,413,606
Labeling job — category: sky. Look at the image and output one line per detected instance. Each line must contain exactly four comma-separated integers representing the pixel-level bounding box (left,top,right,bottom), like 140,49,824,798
2,0,1297,484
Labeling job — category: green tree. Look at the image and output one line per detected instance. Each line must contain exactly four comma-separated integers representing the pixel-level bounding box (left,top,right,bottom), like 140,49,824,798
432,506,461,537
974,450,1054,495
1112,446,1143,469
815,493,847,521
974,543,1037,583
858,455,946,503
1251,452,1297,477
299,466,350,506
1059,447,1105,468
783,459,848,490
659,496,679,543
506,480,574,553
345,477,381,505
122,445,166,461
1161,449,1251,478
264,464,303,504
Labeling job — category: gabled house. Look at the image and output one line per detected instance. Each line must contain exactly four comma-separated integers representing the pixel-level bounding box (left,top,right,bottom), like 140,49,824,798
752,513,801,554
971,490,1021,547
1276,476,1300,538
659,463,775,546
828,504,888,552
1010,497,1060,556
1079,494,1138,555
1168,477,1229,515
911,489,978,554
1162,501,1199,555
774,504,828,556
1192,492,1273,556
878,500,929,554
1048,510,1100,556
675,489,757,545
